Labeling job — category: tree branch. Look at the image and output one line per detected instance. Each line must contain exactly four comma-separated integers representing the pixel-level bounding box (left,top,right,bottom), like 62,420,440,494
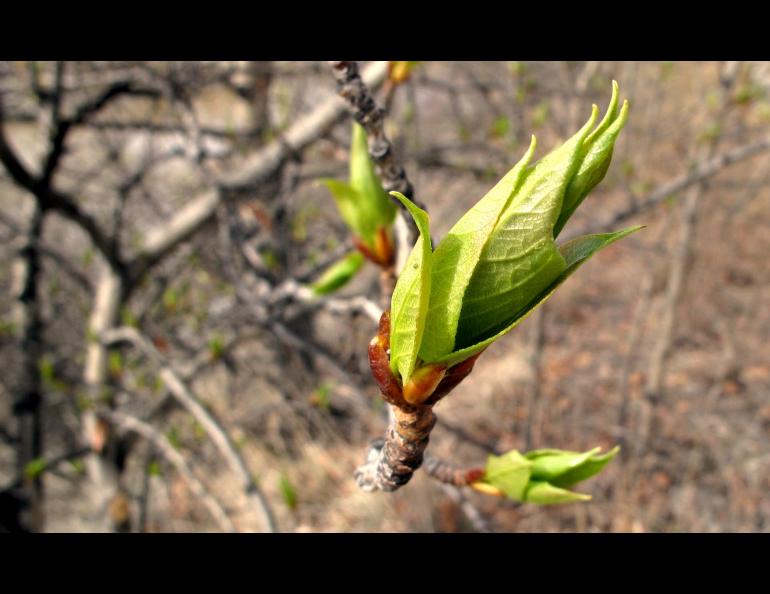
126,61,389,282
329,60,424,247
100,409,236,533
572,135,770,239
102,326,278,533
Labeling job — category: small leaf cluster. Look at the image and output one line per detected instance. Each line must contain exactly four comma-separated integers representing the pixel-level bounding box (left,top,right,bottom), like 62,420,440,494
479,446,620,504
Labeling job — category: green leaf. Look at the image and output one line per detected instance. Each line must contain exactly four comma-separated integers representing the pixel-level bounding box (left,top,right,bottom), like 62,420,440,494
38,355,55,383
550,445,620,488
389,191,433,383
279,474,297,510
419,136,537,362
523,480,592,505
109,351,123,377
532,101,550,128
311,383,332,410
319,179,367,241
452,106,600,353
482,450,533,501
166,426,182,450
208,332,225,360
309,251,365,296
350,123,393,226
148,460,162,477
162,288,179,312
24,457,48,480
120,306,138,328
435,226,642,367
555,88,630,237
525,447,602,482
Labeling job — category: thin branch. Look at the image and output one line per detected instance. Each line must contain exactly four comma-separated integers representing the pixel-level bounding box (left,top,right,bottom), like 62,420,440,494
8,202,45,531
101,326,278,533
0,101,123,271
328,60,424,245
645,62,739,405
100,409,236,533
572,135,770,239
1,447,90,492
437,483,495,534
128,61,389,282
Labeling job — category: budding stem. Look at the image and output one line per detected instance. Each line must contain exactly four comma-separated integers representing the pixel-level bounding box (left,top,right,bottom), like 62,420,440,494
356,310,482,492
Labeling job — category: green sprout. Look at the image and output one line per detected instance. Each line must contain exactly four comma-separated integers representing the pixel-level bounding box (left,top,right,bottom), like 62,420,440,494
385,82,640,401
319,123,397,276
478,446,620,504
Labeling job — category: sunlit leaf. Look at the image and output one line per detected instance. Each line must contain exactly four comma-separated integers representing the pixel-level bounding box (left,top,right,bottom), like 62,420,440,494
24,458,47,480
482,450,533,501
309,251,365,296
525,447,602,481
419,136,537,362
524,480,592,505
452,107,599,352
320,124,396,253
435,226,641,367
388,191,432,383
550,445,620,488
555,84,629,237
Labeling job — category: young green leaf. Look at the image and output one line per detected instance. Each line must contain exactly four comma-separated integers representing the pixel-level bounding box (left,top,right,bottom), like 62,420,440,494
453,106,600,352
433,226,642,368
480,445,618,505
384,84,638,394
24,457,48,480
523,480,592,505
418,136,537,362
525,447,602,481
279,474,298,510
319,179,367,243
549,445,620,488
309,251,365,296
388,191,433,383
555,89,630,237
349,123,395,227
482,450,533,501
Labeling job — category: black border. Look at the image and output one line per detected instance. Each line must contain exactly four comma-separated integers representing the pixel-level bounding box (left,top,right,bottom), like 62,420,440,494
2,5,769,59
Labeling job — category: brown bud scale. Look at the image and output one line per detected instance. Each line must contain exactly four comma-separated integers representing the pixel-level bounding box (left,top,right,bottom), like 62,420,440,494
362,310,486,490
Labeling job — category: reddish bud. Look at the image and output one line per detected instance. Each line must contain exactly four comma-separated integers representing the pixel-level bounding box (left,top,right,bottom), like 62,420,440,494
368,311,403,406
353,227,394,268
464,468,485,484
353,237,377,264
378,310,391,344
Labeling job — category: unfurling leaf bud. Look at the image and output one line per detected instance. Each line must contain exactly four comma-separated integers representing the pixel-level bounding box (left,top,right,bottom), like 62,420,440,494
478,446,620,505
320,123,397,269
385,82,640,389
